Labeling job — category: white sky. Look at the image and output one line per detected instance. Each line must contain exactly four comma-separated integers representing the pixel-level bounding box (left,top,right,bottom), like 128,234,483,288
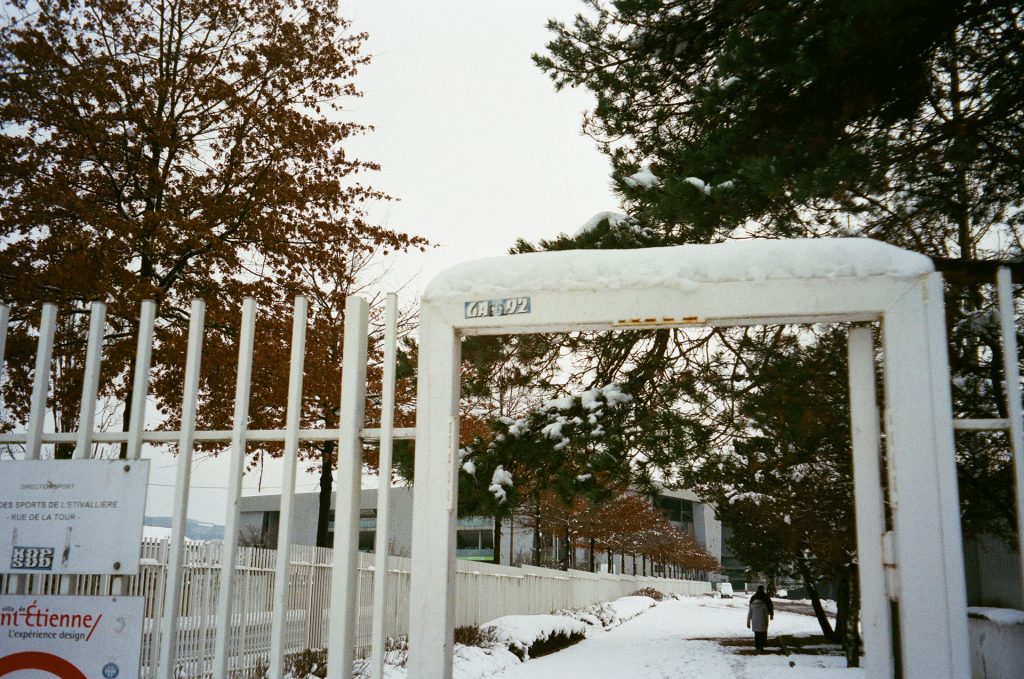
145,0,621,524
344,0,619,304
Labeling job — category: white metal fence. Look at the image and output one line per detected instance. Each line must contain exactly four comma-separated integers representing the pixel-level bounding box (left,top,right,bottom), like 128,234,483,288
0,295,406,679
0,539,710,677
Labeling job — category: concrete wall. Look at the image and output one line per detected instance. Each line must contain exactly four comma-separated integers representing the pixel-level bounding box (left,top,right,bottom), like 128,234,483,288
238,487,415,552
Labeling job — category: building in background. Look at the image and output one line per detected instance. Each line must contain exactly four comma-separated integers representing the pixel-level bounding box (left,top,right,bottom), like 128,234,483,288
238,486,723,576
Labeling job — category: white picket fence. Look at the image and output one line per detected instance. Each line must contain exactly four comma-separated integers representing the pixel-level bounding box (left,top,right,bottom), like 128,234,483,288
1,538,710,677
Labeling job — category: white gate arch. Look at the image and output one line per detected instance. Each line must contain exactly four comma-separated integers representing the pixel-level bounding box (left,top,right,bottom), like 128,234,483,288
408,238,970,678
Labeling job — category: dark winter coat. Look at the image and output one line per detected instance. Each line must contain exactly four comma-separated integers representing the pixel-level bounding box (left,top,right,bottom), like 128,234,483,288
747,598,771,633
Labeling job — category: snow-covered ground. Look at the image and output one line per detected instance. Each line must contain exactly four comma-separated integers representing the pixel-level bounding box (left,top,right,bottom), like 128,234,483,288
488,596,861,679
360,595,863,679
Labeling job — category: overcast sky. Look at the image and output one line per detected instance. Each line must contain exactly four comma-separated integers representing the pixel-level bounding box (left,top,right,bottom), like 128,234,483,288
146,0,620,523
345,0,619,302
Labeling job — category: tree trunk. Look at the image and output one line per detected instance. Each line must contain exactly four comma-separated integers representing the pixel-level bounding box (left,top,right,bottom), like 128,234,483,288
315,439,335,548
118,341,137,460
560,525,570,571
509,517,515,566
493,517,503,565
796,554,838,640
843,564,861,667
589,537,596,572
533,502,541,566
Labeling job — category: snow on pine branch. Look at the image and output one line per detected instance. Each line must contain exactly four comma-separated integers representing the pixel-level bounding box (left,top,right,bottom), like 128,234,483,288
489,465,514,503
728,491,773,505
623,167,659,189
575,211,630,236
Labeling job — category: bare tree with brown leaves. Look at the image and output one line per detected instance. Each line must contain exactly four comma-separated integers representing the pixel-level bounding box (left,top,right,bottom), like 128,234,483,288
0,0,426,523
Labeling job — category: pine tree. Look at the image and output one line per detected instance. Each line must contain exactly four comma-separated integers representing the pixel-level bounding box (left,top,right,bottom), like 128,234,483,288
526,4,1023,664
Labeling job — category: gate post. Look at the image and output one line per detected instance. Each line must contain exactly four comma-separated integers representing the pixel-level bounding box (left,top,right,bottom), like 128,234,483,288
407,303,461,678
881,273,969,677
847,327,894,677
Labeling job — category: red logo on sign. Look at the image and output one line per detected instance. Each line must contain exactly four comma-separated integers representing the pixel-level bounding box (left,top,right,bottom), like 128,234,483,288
0,651,88,678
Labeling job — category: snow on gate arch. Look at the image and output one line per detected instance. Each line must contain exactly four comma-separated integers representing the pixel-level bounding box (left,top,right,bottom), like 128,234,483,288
405,238,969,679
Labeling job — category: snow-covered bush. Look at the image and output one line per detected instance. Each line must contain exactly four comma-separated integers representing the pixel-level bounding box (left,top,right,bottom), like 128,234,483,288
555,595,657,632
480,614,587,660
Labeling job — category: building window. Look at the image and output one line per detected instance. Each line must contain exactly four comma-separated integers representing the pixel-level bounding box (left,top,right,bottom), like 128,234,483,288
457,529,489,549
655,496,694,525
261,511,280,544
455,528,494,560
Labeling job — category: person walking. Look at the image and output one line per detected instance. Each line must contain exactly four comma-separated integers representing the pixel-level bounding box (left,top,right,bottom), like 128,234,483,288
746,585,774,653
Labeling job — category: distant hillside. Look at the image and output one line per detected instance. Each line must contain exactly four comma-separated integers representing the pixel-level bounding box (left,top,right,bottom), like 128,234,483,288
144,516,225,542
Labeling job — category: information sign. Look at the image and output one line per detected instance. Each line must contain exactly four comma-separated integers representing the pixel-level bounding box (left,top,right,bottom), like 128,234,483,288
0,595,144,679
0,460,149,575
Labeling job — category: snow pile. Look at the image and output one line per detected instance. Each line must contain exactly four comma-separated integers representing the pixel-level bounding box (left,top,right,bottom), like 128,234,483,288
451,644,521,679
424,238,934,302
480,614,588,659
607,595,658,621
557,595,658,633
968,606,1024,625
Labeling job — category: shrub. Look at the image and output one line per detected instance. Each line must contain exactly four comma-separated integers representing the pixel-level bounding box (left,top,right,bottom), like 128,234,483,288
631,587,665,601
526,630,586,659
230,649,329,679
286,648,327,678
453,624,501,647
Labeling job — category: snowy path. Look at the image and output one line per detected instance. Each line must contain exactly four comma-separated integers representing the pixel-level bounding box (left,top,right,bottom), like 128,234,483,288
489,597,863,679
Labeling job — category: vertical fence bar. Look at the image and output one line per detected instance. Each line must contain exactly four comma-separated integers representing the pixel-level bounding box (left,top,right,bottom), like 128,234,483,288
924,272,972,674
212,298,257,679
156,300,206,679
847,327,894,678
25,303,57,459
73,302,107,459
269,296,308,679
370,294,398,679
996,267,1024,600
127,300,157,460
326,296,369,679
